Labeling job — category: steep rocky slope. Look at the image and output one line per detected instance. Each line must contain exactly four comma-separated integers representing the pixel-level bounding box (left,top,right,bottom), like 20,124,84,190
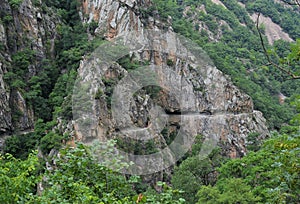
0,0,59,146
74,0,269,166
0,0,270,157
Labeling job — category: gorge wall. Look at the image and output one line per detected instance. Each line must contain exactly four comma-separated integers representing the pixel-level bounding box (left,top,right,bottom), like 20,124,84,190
0,0,270,162
76,0,269,162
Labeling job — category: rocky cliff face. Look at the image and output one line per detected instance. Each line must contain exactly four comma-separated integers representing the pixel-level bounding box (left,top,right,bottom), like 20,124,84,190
0,0,59,146
75,0,269,167
0,0,269,162
0,0,270,185
80,0,149,38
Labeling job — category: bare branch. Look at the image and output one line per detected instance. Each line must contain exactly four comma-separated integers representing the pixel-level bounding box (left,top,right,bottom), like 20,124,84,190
256,13,300,80
280,0,300,7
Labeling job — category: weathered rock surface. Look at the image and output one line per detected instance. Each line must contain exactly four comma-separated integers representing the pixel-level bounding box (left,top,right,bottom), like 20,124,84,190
80,0,153,39
75,0,269,176
250,13,293,45
0,0,59,142
0,60,11,134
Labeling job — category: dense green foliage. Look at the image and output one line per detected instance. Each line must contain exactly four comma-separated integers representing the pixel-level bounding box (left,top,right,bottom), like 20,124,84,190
3,119,58,159
167,127,300,204
0,142,185,203
171,136,225,203
0,151,40,203
172,151,222,203
197,178,261,203
197,130,300,203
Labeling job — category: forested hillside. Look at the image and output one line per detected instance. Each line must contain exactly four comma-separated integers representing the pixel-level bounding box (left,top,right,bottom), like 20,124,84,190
0,0,299,203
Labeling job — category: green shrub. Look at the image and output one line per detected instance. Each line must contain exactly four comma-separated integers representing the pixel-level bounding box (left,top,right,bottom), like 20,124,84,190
39,132,63,154
8,0,23,9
